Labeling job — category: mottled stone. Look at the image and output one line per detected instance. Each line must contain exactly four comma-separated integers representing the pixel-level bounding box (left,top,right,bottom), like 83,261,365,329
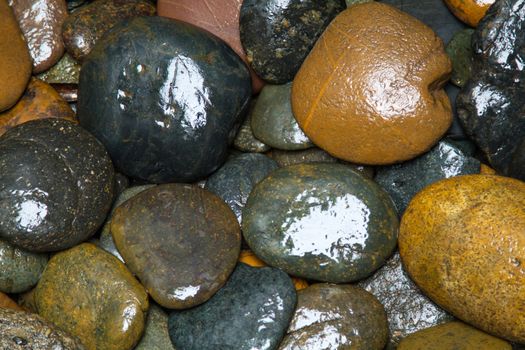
446,29,475,87
34,243,149,350
135,303,176,350
0,291,23,310
205,153,278,223
456,0,525,180
37,53,81,84
169,263,296,350
62,0,156,61
67,0,90,13
111,184,241,309
78,16,252,183
234,109,271,153
243,163,398,283
359,252,454,348
0,308,85,349
279,284,388,350
400,175,525,343
375,140,480,215
240,0,345,83
0,119,114,252
251,83,312,150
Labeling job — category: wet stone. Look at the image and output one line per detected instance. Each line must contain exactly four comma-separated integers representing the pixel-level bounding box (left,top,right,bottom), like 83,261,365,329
234,109,271,153
169,263,296,350
269,148,338,167
279,284,388,350
242,163,398,283
111,184,241,309
135,303,176,350
446,29,475,88
37,53,81,84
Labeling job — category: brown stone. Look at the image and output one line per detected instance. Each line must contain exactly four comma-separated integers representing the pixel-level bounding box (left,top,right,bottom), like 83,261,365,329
400,175,525,343
0,291,23,311
291,2,452,165
0,0,32,112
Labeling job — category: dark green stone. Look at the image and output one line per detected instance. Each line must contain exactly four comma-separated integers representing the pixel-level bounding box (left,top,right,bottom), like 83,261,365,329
0,119,114,252
242,163,398,283
446,29,475,88
78,16,252,183
205,153,278,224
234,103,271,153
279,284,388,350
135,303,175,350
251,83,312,150
240,0,345,83
375,140,480,215
168,263,296,350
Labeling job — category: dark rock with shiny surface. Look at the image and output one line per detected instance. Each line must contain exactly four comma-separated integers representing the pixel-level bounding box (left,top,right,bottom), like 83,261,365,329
279,284,388,350
240,0,345,83
0,119,114,252
168,263,296,350
457,0,525,179
242,163,398,283
205,153,278,224
78,16,252,183
375,140,480,215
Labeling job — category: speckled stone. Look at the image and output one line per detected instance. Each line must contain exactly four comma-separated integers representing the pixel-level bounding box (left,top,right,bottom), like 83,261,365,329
240,0,345,83
456,0,525,180
279,284,388,350
359,252,454,349
346,0,373,7
251,83,312,150
0,291,23,310
205,153,278,224
111,184,241,309
400,175,525,343
169,263,296,350
0,119,114,252
375,140,480,215
135,303,176,350
446,29,474,88
0,240,48,293
243,163,398,283
234,109,271,153
0,308,85,349
78,16,252,183
34,243,149,350
62,0,156,61
37,53,81,84
398,322,512,350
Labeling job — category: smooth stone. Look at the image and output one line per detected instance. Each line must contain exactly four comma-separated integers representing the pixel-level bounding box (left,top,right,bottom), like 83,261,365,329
509,140,525,181
62,0,156,62
375,140,480,215
0,291,23,310
446,29,475,87
279,284,388,350
34,243,149,350
456,0,525,179
398,322,512,350
0,78,76,137
78,16,252,183
0,240,48,293
0,119,114,252
169,263,296,350
37,53,81,84
111,184,241,309
292,3,452,165
444,0,496,27
251,83,312,150
399,175,525,343
243,163,398,283
359,252,454,349
205,153,278,224
135,303,176,350
0,308,85,349
0,0,32,112
8,0,68,73
240,0,345,83
234,109,271,153
157,0,265,94
51,83,78,103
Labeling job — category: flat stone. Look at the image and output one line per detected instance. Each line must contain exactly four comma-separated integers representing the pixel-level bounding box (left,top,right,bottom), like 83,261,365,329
37,53,81,84
234,108,271,153
0,291,23,310
135,303,176,350
169,263,296,350
243,163,398,283
78,16,252,183
0,119,114,252
34,243,149,350
111,184,241,309
279,284,388,350
446,29,475,88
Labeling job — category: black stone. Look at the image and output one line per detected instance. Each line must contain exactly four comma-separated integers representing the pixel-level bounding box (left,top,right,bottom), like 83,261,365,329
0,119,114,252
168,263,296,350
78,16,252,183
456,0,525,180
240,0,345,83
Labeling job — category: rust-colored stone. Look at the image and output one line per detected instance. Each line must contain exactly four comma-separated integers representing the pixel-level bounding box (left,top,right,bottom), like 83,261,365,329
444,0,495,27
0,292,23,311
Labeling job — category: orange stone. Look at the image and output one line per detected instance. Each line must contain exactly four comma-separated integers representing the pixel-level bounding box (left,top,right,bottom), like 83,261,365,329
443,0,495,27
0,292,23,311
292,3,452,165
480,163,497,175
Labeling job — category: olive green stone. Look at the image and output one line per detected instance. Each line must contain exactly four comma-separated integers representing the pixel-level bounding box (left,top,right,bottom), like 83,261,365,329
242,163,398,283
36,53,81,84
234,103,271,153
446,29,474,88
279,283,388,350
0,239,48,293
135,303,176,350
